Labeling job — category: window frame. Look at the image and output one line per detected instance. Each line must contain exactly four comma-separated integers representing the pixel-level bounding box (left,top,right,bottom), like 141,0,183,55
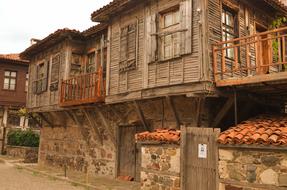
3,70,17,91
33,60,49,94
119,21,138,73
159,7,181,61
221,5,239,60
25,73,29,92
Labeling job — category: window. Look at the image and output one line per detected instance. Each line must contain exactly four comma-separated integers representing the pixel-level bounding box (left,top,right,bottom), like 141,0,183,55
70,53,82,76
25,73,28,92
32,61,49,94
119,22,137,73
51,54,60,83
3,71,17,90
222,7,238,59
160,8,181,60
50,54,60,91
86,52,96,73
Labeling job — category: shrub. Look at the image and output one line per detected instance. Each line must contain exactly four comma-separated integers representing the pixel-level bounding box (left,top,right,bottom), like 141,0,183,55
7,130,39,147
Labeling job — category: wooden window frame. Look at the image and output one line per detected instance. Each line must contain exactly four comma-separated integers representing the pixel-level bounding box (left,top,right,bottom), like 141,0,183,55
222,5,239,60
33,61,49,94
25,73,28,92
3,70,17,91
159,7,181,61
50,53,60,91
119,21,138,73
70,52,83,77
86,51,96,73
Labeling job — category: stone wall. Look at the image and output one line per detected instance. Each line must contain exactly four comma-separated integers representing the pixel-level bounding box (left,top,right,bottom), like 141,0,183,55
219,147,287,190
140,144,180,190
39,124,115,177
6,145,38,163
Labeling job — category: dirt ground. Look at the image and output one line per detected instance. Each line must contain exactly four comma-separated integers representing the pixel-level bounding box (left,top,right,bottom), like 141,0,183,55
0,160,86,190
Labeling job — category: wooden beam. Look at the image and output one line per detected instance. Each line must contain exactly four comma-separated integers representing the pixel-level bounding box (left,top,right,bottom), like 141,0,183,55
216,71,287,87
64,111,76,125
211,97,234,128
94,106,116,146
68,110,83,127
133,101,150,131
82,109,103,145
195,97,205,127
37,113,54,128
166,96,180,129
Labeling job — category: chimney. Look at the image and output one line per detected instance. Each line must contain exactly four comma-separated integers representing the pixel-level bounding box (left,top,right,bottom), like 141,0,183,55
30,38,40,45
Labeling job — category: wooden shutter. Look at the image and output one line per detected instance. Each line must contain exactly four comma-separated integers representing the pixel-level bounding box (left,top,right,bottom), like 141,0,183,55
127,23,137,66
146,14,158,63
51,54,60,83
42,60,49,92
180,0,192,55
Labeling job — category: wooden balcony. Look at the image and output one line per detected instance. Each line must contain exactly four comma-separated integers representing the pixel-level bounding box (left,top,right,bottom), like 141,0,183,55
59,69,105,107
213,27,287,87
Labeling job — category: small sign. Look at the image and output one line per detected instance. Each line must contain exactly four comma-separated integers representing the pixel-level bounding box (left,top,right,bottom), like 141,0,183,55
198,144,207,159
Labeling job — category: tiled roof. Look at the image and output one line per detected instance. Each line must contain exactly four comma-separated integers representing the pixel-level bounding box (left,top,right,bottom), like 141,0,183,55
135,129,181,143
81,23,108,37
218,115,287,146
91,0,130,22
0,53,29,64
21,28,83,59
91,0,287,22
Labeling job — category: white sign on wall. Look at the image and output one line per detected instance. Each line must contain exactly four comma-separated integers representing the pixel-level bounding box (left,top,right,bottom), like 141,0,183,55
198,144,207,159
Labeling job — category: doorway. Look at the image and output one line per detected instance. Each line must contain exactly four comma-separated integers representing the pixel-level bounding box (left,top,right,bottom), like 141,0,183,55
116,125,144,182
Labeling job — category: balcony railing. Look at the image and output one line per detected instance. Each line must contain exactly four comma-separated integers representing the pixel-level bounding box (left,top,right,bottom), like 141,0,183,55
213,26,287,87
59,68,105,106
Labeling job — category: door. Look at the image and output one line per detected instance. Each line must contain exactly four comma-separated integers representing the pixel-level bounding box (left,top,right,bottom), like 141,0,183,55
117,125,144,181
181,127,220,190
256,24,270,74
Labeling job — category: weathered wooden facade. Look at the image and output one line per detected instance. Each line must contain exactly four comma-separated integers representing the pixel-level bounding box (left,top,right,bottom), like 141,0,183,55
21,0,287,188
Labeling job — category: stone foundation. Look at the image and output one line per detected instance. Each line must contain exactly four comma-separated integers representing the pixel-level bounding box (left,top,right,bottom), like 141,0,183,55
140,143,180,190
39,125,115,177
6,145,38,163
219,147,287,190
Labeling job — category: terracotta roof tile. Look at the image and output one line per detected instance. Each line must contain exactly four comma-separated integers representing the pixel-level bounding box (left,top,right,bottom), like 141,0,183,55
135,128,180,144
91,0,287,22
0,53,29,64
218,115,287,146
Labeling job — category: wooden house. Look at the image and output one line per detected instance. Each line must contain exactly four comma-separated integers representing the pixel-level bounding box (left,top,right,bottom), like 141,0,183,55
21,0,287,188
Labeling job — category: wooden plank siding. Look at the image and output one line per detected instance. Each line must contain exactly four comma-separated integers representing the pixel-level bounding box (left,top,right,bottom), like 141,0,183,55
107,0,203,102
27,34,105,112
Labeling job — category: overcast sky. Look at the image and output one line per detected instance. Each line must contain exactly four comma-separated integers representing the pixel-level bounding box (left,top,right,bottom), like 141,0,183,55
0,0,112,54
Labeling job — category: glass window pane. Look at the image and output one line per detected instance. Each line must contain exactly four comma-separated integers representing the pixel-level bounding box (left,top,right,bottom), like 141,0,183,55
164,13,173,27
11,72,16,77
10,84,16,90
3,83,9,89
4,78,9,85
10,79,16,85
174,11,180,24
4,71,10,76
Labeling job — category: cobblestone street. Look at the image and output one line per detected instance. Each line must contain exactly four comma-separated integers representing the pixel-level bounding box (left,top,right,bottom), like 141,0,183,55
0,161,85,190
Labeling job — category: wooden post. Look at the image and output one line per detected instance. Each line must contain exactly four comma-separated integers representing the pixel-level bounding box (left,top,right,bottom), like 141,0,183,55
166,96,180,129
1,127,7,155
133,101,150,131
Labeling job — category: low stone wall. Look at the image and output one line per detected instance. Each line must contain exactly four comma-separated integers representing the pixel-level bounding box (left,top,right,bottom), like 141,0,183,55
38,125,115,177
6,145,38,163
219,146,287,190
140,143,180,190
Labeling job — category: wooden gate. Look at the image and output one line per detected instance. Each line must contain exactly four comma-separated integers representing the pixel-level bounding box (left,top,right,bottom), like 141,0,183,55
181,127,220,190
116,125,144,181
